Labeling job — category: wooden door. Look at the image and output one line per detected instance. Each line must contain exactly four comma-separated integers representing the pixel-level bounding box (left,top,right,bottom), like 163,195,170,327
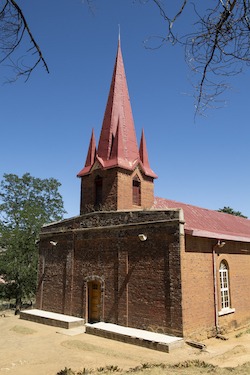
88,281,101,322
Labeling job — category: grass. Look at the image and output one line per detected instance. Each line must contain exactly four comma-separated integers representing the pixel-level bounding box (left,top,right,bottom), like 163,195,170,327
10,325,37,335
57,367,120,375
56,362,216,375
56,361,250,375
235,328,250,338
235,332,243,338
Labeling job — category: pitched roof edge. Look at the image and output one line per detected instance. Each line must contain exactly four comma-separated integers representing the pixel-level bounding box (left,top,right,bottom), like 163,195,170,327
185,228,250,243
77,165,93,177
140,165,158,179
153,196,250,242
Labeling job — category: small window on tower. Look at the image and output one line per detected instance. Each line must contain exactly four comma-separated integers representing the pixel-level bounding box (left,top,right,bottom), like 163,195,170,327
133,175,141,206
95,176,102,206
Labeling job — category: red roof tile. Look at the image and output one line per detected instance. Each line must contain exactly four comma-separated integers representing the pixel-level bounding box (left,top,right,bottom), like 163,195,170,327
154,196,250,242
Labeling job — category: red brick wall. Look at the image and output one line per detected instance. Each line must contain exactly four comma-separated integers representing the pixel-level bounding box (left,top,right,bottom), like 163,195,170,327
80,168,118,213
181,235,250,340
117,167,154,210
36,210,184,336
37,213,250,339
216,245,250,332
80,166,154,213
36,236,68,313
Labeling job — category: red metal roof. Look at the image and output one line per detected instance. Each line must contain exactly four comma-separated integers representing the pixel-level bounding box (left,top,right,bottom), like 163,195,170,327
77,40,157,179
97,38,139,165
154,196,250,242
139,128,157,178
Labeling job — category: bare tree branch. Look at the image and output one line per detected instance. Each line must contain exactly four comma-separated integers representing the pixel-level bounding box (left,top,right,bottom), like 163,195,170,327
140,0,250,118
0,0,99,83
170,0,187,30
1,0,250,119
194,0,237,113
0,0,49,82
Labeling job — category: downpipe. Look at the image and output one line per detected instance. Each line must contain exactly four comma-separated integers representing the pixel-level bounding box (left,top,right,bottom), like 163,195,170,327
213,242,219,333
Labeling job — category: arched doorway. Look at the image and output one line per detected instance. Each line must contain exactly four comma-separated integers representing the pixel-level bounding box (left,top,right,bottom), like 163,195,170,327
88,280,101,322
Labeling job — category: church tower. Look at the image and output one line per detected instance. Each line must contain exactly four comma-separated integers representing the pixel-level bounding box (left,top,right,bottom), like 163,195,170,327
77,39,157,213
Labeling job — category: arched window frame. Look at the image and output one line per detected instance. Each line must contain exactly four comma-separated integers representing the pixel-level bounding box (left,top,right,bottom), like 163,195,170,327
218,259,235,316
132,175,141,206
219,260,230,310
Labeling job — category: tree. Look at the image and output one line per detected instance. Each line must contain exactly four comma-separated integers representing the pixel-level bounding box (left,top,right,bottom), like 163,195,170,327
0,173,66,312
141,0,250,118
1,1,250,117
0,0,93,82
218,206,248,218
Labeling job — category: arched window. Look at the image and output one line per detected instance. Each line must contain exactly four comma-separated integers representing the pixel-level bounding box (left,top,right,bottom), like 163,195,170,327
132,175,141,206
95,176,102,206
219,260,230,310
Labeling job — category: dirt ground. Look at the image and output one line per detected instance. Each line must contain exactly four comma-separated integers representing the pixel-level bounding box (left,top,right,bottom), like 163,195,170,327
0,311,250,375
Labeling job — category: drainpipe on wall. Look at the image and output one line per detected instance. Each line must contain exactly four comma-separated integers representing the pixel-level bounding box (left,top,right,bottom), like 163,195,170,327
212,240,225,334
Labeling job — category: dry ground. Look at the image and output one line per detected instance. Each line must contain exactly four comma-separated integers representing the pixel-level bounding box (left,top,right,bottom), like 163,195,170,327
0,311,250,375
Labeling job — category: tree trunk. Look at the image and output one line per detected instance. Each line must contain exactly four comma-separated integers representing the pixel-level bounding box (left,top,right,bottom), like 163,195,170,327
15,297,22,315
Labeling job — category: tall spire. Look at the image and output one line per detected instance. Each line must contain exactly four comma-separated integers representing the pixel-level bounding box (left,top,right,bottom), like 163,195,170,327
77,39,157,179
96,38,139,168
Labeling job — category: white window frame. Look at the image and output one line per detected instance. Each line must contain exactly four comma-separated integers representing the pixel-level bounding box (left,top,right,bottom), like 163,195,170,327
219,260,235,316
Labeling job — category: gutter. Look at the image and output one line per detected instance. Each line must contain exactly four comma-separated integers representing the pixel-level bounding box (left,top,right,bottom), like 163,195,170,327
186,228,250,243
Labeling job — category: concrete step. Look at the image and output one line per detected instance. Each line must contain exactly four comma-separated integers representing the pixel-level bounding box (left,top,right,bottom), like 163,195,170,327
85,322,184,353
20,309,85,329
20,309,183,352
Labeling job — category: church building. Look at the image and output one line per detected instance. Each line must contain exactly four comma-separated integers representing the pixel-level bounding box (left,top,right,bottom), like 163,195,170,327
36,39,250,341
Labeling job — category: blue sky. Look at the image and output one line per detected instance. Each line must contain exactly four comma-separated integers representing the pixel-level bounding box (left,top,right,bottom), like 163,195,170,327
1,0,250,219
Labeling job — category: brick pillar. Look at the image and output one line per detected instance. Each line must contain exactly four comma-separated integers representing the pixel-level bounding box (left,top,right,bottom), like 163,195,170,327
117,238,129,326
169,235,183,336
63,235,75,316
